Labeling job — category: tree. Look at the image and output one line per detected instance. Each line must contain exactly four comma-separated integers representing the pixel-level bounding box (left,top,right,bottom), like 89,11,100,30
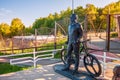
24,26,33,35
53,12,61,21
31,1,120,36
0,23,11,38
85,4,98,32
75,6,85,22
10,18,25,36
102,1,120,31
102,1,120,14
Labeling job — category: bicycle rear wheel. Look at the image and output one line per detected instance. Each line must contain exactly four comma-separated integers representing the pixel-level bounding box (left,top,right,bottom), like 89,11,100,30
83,54,102,77
61,49,75,65
61,49,67,64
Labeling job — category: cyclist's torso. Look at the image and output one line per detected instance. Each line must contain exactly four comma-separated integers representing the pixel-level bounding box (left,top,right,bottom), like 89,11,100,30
68,23,82,43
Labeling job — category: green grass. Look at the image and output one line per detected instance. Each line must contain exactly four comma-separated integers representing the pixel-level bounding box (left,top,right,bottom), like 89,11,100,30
0,52,4,55
0,62,28,74
54,51,61,59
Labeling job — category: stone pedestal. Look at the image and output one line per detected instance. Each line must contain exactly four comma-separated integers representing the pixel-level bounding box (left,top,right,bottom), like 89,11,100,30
54,64,96,80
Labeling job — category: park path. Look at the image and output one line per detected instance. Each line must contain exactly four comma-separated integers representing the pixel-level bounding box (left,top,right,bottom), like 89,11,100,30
0,59,111,80
0,60,70,80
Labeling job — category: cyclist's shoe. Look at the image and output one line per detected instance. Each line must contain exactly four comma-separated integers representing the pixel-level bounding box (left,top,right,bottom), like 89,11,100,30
72,69,79,75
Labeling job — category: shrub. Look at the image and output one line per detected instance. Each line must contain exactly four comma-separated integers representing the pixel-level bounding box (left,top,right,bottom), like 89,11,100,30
110,32,118,38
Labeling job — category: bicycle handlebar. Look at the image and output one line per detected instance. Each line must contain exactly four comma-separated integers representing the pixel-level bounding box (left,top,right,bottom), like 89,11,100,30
64,39,91,45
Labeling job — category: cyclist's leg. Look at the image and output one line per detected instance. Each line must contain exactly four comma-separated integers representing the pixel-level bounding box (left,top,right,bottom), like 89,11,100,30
66,43,73,60
62,43,73,71
73,43,80,72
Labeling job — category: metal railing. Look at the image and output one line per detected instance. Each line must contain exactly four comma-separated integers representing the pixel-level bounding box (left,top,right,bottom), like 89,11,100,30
0,48,62,68
78,51,120,79
92,52,120,78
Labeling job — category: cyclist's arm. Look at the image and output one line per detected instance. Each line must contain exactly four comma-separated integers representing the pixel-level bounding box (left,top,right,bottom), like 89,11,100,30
78,23,83,39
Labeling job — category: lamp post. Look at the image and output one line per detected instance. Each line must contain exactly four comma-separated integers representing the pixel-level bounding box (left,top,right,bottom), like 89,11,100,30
72,0,74,14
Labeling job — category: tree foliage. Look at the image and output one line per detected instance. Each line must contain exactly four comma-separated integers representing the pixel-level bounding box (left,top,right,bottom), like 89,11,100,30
0,23,10,37
0,18,25,38
10,18,25,36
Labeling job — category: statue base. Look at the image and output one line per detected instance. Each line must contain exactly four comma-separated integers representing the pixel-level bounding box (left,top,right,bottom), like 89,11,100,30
53,64,96,80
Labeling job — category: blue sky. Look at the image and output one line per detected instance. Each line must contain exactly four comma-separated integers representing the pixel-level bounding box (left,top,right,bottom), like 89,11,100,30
0,0,119,27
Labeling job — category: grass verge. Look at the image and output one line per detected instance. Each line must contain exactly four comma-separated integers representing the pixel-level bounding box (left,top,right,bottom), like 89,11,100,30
0,62,28,74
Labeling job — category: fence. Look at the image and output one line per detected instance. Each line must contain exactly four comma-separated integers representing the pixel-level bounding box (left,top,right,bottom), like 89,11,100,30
93,52,120,77
0,28,57,54
0,48,62,68
79,49,120,78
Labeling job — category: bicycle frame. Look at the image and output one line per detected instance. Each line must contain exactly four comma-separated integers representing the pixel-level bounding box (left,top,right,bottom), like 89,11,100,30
79,40,89,56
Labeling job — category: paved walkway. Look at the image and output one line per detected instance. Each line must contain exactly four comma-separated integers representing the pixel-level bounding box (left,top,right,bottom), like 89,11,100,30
0,61,70,80
0,59,113,80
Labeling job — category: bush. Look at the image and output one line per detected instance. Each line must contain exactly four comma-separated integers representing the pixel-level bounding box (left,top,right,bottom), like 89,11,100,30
0,52,4,55
110,32,118,38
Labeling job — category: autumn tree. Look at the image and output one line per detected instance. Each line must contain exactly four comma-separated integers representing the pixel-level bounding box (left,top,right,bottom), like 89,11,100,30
85,4,98,32
102,1,120,30
0,23,11,38
75,6,85,22
10,18,25,36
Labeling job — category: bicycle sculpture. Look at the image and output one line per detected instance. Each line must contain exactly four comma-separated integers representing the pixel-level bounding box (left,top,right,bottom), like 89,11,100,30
61,39,102,77
55,0,102,79
61,13,83,74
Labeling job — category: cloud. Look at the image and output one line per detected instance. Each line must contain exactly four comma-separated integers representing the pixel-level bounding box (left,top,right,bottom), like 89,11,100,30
0,8,12,13
0,8,13,17
0,8,14,24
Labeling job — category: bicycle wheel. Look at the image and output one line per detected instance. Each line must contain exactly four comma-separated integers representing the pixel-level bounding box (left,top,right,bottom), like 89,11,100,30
61,49,67,64
61,49,75,65
83,54,102,77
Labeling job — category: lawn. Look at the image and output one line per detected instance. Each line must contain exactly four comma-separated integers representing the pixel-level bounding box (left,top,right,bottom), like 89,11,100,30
0,62,28,74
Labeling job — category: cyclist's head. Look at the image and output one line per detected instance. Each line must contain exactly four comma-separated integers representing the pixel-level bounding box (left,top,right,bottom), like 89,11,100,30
70,13,78,23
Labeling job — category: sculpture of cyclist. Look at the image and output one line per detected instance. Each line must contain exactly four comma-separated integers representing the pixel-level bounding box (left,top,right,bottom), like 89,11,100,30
62,13,83,74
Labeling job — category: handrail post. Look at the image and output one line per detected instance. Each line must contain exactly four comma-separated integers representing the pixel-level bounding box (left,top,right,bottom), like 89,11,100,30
62,45,64,49
35,29,37,51
33,49,36,68
54,21,57,49
103,52,106,77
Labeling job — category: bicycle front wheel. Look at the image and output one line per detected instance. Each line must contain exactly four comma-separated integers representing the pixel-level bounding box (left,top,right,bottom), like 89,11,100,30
83,54,102,77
